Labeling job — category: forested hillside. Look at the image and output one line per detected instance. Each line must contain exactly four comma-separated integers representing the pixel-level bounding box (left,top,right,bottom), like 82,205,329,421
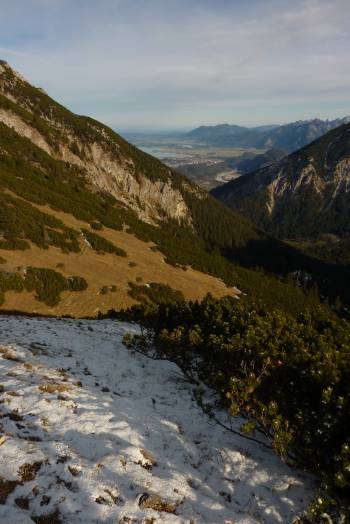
212,122,350,271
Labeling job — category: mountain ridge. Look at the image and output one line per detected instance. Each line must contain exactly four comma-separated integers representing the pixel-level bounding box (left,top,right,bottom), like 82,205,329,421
187,117,350,153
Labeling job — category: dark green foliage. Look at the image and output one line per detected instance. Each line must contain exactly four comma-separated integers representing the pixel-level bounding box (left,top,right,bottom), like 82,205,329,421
81,229,127,256
0,123,126,230
0,192,80,252
0,93,58,148
0,271,25,293
100,284,117,295
0,266,87,307
67,276,88,292
25,267,68,306
90,221,103,231
126,294,350,509
301,494,350,523
128,282,184,305
25,267,87,306
290,236,350,267
178,188,350,308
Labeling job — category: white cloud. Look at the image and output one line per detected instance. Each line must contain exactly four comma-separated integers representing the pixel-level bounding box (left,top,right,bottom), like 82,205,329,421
1,0,350,129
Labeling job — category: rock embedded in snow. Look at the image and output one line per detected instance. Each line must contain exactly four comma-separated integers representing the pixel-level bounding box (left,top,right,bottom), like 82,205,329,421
0,315,316,523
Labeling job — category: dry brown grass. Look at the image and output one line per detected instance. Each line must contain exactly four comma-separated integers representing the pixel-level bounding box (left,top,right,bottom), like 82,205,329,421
138,493,179,513
67,465,80,477
0,199,238,317
19,461,43,482
0,347,22,362
38,383,71,394
137,448,157,471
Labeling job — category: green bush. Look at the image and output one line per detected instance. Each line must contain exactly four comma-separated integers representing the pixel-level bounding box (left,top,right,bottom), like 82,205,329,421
23,267,88,306
25,267,67,306
0,271,25,292
128,282,184,305
90,221,103,231
0,267,87,307
68,276,88,292
82,229,127,257
0,192,80,252
125,294,350,510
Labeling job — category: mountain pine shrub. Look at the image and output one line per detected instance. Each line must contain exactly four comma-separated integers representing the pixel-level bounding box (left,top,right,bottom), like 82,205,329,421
124,294,350,515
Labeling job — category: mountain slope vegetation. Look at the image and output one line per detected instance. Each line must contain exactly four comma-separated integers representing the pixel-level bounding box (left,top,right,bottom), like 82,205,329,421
0,60,349,313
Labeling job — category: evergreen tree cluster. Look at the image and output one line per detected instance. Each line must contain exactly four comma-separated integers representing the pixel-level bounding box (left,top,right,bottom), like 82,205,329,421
0,267,87,307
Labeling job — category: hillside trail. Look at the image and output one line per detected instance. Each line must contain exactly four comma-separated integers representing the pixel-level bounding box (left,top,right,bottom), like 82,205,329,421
0,316,315,523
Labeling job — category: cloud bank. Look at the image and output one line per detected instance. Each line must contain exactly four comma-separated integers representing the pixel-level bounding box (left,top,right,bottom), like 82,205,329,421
1,0,350,130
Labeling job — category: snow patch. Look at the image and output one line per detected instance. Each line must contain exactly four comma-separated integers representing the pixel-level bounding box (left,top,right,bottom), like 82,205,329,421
0,316,315,523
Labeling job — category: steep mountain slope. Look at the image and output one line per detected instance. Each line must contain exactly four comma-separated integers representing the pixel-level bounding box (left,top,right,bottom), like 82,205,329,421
0,60,190,226
0,119,238,315
212,123,350,264
0,60,349,313
187,118,350,153
227,148,286,175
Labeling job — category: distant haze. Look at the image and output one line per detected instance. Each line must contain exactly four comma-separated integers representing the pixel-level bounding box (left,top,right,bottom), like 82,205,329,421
1,0,350,131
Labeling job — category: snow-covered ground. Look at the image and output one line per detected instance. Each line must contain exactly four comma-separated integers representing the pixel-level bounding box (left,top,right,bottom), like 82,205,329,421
0,316,315,523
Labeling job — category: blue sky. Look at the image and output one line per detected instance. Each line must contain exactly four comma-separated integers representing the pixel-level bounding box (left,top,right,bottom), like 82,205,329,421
1,0,350,131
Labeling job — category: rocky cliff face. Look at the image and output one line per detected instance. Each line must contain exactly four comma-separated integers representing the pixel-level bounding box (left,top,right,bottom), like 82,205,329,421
212,123,350,240
0,61,191,225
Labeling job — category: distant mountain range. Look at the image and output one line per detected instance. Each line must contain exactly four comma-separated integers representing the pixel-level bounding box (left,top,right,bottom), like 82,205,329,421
212,122,350,265
187,118,350,153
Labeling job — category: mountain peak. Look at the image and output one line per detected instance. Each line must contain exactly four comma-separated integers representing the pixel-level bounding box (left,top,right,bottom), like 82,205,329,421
0,59,28,84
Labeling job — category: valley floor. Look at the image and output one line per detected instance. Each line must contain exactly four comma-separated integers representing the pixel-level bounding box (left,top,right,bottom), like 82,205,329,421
0,316,315,523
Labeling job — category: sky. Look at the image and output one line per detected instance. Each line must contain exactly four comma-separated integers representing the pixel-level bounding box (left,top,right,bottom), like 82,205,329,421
1,0,350,132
